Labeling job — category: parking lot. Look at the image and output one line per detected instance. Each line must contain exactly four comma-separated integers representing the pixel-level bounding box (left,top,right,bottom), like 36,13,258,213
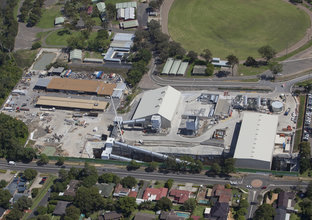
303,94,312,143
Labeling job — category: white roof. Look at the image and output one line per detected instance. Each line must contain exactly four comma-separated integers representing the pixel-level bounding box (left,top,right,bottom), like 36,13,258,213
133,86,181,122
234,112,278,163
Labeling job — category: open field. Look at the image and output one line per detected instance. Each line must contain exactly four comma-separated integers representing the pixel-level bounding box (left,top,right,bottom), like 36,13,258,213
238,64,268,76
168,0,310,59
36,5,62,29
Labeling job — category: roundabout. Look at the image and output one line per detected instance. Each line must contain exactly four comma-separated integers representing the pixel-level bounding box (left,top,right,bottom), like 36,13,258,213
167,0,311,59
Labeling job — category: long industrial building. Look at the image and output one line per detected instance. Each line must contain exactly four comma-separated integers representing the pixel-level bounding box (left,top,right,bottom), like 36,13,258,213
233,112,279,170
46,78,116,96
36,96,108,111
132,86,181,128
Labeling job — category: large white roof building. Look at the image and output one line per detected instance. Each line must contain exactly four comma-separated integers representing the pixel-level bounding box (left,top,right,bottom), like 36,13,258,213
234,112,279,170
132,86,181,128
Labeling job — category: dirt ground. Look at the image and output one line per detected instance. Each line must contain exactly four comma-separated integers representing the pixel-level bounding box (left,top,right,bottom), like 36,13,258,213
0,170,15,182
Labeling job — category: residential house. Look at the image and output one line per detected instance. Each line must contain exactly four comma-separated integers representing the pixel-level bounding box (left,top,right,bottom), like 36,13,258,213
209,202,229,220
277,191,296,211
274,208,290,220
69,49,82,62
113,183,130,197
160,211,184,220
169,189,191,204
211,184,232,204
53,201,71,216
128,191,138,198
64,180,79,197
98,211,123,220
143,188,168,201
134,212,156,220
204,207,211,218
96,183,115,198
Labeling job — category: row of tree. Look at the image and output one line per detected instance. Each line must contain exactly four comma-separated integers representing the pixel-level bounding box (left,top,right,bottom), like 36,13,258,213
208,158,236,176
299,142,311,174
25,0,45,27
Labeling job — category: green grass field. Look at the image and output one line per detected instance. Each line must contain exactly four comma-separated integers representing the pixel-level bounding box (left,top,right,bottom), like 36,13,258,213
168,0,310,60
36,5,62,29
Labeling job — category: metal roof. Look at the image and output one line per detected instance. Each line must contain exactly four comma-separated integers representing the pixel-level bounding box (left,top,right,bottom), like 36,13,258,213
96,2,106,12
162,58,174,74
69,49,82,60
169,60,181,75
54,17,65,25
124,7,135,20
116,1,137,9
133,86,181,122
35,78,51,88
177,62,188,75
234,112,278,163
120,20,138,29
36,96,108,111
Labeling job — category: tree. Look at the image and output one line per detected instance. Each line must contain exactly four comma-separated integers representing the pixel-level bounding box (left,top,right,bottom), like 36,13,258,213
205,63,214,76
210,163,221,176
37,153,49,165
14,196,32,211
24,168,38,181
65,205,81,220
74,186,105,216
306,181,312,199
201,49,212,62
56,156,65,166
127,160,141,171
146,161,158,172
226,54,239,76
222,158,236,175
299,142,311,174
239,199,249,209
0,189,11,209
106,3,117,21
156,197,172,211
244,56,258,67
36,206,47,215
98,173,120,184
258,45,276,61
121,176,137,188
116,196,137,217
300,198,312,219
165,179,174,190
5,208,23,220
22,147,36,163
0,180,7,188
79,163,98,187
58,168,68,182
269,62,283,75
183,198,197,212
139,201,155,210
253,204,275,220
31,42,41,50
31,188,39,198
187,51,198,63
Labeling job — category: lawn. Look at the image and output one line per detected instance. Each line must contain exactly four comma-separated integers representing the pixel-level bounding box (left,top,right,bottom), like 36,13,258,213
168,0,310,60
238,64,268,76
84,51,103,59
192,205,206,217
45,30,97,46
36,5,62,29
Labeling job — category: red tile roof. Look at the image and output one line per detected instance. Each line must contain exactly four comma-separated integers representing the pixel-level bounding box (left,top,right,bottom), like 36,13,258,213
87,6,93,14
143,188,168,201
114,183,130,195
212,184,232,203
169,189,191,204
128,191,138,198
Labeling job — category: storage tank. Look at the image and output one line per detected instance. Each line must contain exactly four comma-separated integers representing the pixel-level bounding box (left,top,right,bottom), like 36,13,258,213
271,101,283,112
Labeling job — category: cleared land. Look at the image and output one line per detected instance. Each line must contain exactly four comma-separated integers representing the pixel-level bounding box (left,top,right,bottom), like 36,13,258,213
168,0,310,59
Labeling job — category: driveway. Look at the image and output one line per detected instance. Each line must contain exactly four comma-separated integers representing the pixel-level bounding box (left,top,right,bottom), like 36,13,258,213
137,2,149,28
